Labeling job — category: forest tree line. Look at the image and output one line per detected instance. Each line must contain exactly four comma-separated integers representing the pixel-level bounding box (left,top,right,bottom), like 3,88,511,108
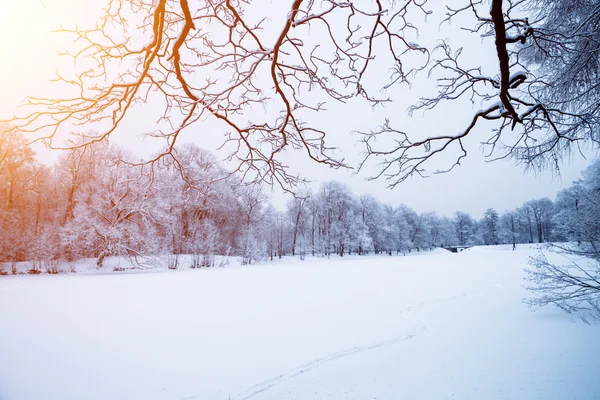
0,129,598,272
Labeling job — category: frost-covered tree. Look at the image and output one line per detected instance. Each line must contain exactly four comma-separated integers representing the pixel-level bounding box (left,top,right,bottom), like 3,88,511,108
160,144,239,266
524,198,555,243
499,211,519,250
314,182,371,256
0,127,38,265
62,145,159,268
552,167,600,249
482,208,500,246
398,205,431,251
361,0,600,186
392,206,413,254
526,160,600,319
439,216,459,247
305,197,321,257
11,0,599,190
454,212,477,246
425,213,442,248
359,195,407,255
1,113,598,273
521,0,600,162
359,195,382,255
287,194,309,257
239,184,268,265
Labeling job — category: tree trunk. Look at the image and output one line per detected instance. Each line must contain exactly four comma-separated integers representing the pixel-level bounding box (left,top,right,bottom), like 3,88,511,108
311,215,315,257
527,215,534,243
97,251,107,269
510,216,516,251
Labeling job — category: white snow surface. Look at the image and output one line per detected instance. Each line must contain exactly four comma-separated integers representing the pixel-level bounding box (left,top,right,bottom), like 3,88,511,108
1,246,599,400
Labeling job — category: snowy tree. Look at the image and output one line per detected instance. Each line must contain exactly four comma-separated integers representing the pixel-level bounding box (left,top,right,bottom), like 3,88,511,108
261,205,276,261
482,208,500,246
28,164,63,271
305,197,320,257
398,206,431,251
61,145,159,268
453,212,476,246
425,213,443,248
520,0,600,162
360,0,600,186
438,217,459,247
551,161,600,248
0,127,38,265
524,199,555,243
287,194,309,257
315,182,370,257
1,108,598,275
12,1,434,187
158,144,240,266
526,160,600,319
392,206,412,255
499,211,519,250
0,128,34,211
12,0,599,190
239,184,268,265
359,195,386,255
53,140,110,261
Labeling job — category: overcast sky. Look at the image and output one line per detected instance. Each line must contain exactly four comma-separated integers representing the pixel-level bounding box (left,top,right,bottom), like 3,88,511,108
0,0,595,218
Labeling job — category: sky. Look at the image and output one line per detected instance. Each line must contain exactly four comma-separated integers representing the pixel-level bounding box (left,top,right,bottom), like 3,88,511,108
0,0,595,218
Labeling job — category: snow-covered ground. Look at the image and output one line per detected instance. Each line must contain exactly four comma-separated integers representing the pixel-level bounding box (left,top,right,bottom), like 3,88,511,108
1,246,598,400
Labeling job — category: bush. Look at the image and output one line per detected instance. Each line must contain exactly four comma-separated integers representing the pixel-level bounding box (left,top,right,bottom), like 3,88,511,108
524,246,600,321
27,269,42,275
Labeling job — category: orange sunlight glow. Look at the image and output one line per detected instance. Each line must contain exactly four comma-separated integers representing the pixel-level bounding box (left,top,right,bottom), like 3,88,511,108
1,0,58,111
0,0,100,118
0,0,105,164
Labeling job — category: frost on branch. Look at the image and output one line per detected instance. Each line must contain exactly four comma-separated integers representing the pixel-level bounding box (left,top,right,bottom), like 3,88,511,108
9,0,430,189
525,249,600,321
360,0,600,186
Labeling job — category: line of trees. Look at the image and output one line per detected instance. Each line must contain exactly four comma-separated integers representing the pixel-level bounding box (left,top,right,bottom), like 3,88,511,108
0,129,596,272
525,161,600,319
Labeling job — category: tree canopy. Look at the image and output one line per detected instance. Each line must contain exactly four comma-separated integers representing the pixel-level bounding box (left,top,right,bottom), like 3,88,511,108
3,0,599,187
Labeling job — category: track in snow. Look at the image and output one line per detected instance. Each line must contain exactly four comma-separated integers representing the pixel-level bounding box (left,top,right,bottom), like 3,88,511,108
234,326,427,400
181,287,501,400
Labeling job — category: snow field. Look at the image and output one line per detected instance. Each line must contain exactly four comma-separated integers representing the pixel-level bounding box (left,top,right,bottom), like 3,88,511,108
0,246,598,400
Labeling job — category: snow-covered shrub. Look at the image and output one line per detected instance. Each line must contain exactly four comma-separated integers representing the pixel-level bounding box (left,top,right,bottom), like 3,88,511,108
525,246,600,321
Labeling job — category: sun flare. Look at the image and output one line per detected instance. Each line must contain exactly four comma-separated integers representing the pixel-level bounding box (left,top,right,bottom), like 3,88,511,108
0,0,57,72
0,0,98,116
